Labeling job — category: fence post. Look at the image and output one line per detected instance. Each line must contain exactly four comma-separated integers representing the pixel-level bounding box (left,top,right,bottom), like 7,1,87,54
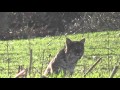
109,65,119,78
84,58,102,77
29,49,33,75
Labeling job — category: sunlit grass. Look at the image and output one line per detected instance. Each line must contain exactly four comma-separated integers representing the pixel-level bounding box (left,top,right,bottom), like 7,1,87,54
0,30,120,78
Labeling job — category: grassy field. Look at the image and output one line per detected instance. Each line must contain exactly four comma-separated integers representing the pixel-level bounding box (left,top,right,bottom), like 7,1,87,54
0,30,120,78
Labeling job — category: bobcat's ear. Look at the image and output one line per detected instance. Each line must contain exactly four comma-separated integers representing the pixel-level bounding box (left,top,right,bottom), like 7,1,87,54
66,38,72,45
80,38,85,44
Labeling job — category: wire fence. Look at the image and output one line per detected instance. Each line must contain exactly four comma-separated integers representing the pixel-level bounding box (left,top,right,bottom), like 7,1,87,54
0,30,120,78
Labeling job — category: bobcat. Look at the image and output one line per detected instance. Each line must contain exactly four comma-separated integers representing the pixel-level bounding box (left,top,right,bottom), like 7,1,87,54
43,38,85,76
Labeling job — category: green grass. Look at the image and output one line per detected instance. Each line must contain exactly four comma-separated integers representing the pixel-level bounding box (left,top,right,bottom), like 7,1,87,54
0,30,120,78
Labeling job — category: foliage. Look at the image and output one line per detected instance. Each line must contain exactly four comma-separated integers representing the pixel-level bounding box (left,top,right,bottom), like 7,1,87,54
0,12,120,40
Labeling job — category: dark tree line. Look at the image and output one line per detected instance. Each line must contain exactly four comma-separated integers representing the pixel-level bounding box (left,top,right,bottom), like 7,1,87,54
0,12,120,40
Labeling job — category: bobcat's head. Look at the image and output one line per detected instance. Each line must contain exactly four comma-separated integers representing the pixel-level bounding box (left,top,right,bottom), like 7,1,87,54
65,38,85,56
